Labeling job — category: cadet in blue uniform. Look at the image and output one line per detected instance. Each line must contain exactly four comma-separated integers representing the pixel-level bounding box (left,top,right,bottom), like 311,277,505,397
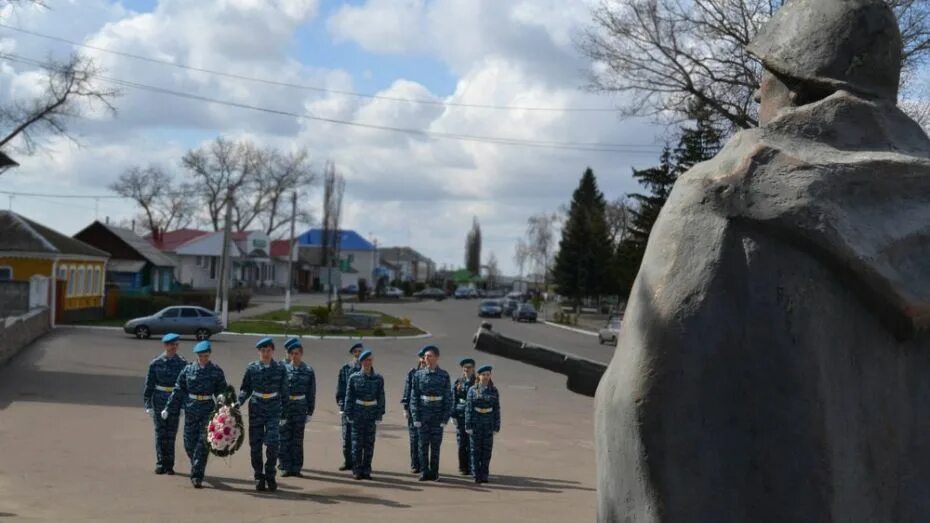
162,340,227,488
401,348,427,473
279,337,316,477
238,337,289,492
410,345,453,481
336,342,364,471
465,365,501,484
143,333,187,475
452,357,477,475
344,350,385,480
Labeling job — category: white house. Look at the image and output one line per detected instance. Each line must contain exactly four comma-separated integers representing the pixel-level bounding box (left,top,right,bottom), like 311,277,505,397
150,229,279,290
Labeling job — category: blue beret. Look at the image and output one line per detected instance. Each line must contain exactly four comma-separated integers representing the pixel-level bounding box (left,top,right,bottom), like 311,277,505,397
477,365,493,374
358,350,372,363
417,347,428,357
255,337,274,349
459,358,475,367
349,342,364,353
193,340,212,353
161,333,180,344
421,345,439,356
284,337,302,351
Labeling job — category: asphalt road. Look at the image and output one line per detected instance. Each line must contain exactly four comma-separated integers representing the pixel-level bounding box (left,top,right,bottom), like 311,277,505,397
0,298,608,522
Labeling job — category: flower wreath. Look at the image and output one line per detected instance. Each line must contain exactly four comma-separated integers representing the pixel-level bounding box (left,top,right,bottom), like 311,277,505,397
205,385,245,458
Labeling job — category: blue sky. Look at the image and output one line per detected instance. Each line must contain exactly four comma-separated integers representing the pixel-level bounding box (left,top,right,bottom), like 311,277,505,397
0,0,664,274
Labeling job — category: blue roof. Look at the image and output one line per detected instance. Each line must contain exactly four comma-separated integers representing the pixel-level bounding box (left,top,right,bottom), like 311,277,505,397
296,229,375,251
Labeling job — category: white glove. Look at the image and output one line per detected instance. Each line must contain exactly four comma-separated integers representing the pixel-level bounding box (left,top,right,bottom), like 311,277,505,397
160,410,168,420
339,411,344,416
440,423,446,427
145,408,152,416
375,420,382,425
347,418,354,424
466,429,473,435
403,410,408,419
413,421,422,428
279,419,287,427
306,415,312,423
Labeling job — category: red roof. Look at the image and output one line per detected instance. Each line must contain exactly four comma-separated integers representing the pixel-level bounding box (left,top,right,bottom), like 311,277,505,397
146,228,210,252
270,239,292,258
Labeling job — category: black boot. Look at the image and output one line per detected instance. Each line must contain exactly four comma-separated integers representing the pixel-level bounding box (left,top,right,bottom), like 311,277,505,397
165,468,175,476
255,478,267,491
339,464,351,471
192,478,203,489
154,466,166,475
266,478,277,493
281,471,294,478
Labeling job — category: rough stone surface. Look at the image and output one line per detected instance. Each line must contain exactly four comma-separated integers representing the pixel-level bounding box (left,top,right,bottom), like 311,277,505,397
0,308,49,366
595,2,930,519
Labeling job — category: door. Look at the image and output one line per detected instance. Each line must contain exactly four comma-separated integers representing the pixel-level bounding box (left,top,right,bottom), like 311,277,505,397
156,307,181,334
179,307,201,334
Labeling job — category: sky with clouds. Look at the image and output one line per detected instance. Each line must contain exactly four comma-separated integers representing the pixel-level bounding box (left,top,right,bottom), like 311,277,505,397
0,0,667,274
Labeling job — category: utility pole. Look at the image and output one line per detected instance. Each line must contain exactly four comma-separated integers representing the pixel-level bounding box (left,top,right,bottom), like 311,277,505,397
220,187,234,327
285,191,297,312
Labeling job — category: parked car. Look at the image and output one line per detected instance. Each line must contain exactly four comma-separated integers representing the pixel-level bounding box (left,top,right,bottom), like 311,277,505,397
383,286,404,298
598,316,623,345
507,291,527,302
485,289,505,298
502,299,520,316
478,300,503,318
124,306,224,340
339,284,359,295
454,287,473,299
512,303,538,322
415,287,447,301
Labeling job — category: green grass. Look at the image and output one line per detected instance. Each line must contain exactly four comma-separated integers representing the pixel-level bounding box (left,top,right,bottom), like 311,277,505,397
229,308,424,337
226,319,424,337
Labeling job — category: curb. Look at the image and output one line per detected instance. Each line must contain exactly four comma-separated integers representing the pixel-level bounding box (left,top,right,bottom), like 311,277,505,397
62,324,433,341
542,321,598,337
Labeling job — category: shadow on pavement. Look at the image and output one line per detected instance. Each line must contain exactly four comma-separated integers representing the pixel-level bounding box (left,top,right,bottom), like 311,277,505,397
302,469,422,492
203,475,412,508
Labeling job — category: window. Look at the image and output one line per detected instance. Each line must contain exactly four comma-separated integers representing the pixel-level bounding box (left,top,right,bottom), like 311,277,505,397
76,267,85,296
210,257,217,280
197,309,215,318
271,264,276,281
83,267,92,296
57,267,66,280
196,256,203,268
67,267,75,296
93,267,101,295
180,308,199,318
0,266,11,281
160,308,180,318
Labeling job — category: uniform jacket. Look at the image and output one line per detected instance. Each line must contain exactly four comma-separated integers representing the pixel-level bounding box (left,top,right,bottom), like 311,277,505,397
344,370,385,423
238,360,289,416
410,367,453,426
452,375,476,421
143,353,187,410
465,383,500,432
284,361,316,417
401,367,420,412
336,361,359,411
166,361,227,415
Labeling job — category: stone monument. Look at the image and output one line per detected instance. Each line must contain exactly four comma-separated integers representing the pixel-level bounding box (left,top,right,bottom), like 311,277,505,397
594,0,930,521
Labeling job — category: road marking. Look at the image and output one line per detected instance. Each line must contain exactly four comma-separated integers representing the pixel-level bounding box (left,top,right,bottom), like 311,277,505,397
542,321,598,337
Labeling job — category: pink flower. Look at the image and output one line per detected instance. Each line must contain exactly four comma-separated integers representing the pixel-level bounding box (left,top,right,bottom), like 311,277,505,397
208,423,216,432
223,426,231,435
217,416,227,424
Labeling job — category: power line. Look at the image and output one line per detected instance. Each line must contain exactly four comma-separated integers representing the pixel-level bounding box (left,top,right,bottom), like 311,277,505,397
2,52,665,154
0,22,621,114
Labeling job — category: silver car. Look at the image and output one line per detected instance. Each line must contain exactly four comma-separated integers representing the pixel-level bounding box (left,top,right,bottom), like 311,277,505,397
124,306,224,340
598,316,622,345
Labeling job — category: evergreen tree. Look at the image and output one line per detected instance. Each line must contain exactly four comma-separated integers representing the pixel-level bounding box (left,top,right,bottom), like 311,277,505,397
465,216,482,276
553,168,613,305
614,105,723,295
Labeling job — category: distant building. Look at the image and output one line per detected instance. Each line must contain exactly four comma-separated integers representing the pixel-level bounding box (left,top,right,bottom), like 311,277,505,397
295,229,377,291
0,210,109,323
379,246,435,283
74,221,176,292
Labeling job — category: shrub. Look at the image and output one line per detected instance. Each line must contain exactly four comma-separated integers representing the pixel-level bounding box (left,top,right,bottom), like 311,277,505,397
372,328,386,337
309,306,330,325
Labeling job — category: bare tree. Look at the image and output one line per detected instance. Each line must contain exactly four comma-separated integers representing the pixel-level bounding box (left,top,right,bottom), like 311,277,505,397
259,147,316,237
606,196,635,246
320,161,345,301
485,251,501,289
181,137,260,231
526,212,559,289
513,238,530,280
109,165,195,236
0,53,120,153
580,0,930,131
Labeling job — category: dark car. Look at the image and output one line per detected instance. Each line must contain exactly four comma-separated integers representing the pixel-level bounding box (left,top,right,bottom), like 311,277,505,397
414,287,447,301
501,299,520,316
123,306,224,340
512,303,538,323
478,300,503,318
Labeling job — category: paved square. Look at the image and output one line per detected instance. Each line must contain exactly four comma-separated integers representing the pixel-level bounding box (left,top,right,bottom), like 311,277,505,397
0,300,607,521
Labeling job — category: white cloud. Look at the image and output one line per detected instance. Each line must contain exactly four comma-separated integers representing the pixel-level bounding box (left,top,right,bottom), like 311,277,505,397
1,0,665,275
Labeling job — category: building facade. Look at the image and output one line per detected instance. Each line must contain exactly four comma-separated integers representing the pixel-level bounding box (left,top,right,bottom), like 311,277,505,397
74,221,176,293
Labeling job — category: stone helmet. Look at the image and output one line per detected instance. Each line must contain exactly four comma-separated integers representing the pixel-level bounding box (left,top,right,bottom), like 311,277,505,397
747,0,902,100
